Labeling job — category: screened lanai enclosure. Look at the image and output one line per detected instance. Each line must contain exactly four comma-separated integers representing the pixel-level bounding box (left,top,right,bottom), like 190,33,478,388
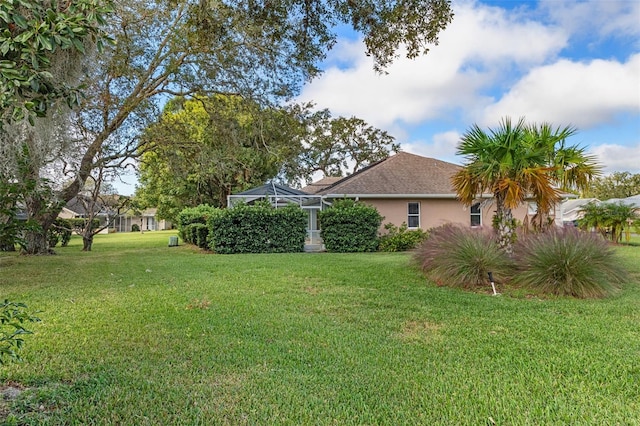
227,183,330,251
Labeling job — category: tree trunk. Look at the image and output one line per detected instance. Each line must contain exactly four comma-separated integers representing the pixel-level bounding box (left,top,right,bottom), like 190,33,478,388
493,194,515,255
22,192,57,255
82,235,93,251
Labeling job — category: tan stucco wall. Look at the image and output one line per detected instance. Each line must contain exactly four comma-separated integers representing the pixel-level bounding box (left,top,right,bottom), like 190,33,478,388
357,198,536,232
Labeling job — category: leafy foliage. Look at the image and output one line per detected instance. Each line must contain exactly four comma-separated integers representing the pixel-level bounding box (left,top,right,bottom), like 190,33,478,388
378,222,428,252
0,300,40,365
176,204,218,241
282,108,400,184
137,96,301,220
579,201,639,243
0,0,112,124
412,224,512,289
208,202,307,254
319,199,382,252
189,223,209,250
48,218,99,248
512,228,627,298
585,171,640,200
0,179,23,251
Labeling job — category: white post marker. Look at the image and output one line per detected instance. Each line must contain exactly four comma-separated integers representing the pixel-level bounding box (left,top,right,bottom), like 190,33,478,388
488,271,499,296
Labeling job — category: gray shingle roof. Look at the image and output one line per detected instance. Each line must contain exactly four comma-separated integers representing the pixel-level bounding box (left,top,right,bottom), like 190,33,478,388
301,177,343,194
316,152,462,195
236,182,307,197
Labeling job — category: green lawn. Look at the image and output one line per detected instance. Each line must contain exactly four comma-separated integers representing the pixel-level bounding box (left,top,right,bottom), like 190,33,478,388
1,231,639,425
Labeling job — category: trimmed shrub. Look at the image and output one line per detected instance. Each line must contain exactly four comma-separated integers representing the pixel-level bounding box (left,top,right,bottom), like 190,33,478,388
266,204,309,253
181,223,207,247
193,223,209,249
131,224,140,232
412,224,512,289
512,227,627,298
208,202,307,254
177,204,218,241
379,222,428,252
319,199,382,252
47,231,60,248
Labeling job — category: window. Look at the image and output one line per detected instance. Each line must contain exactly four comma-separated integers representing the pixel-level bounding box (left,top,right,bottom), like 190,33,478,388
407,202,420,228
470,203,481,226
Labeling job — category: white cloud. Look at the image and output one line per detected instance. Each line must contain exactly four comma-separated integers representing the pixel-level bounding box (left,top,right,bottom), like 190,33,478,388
403,131,462,164
296,0,638,176
591,143,640,174
481,54,640,128
541,0,640,41
298,0,566,129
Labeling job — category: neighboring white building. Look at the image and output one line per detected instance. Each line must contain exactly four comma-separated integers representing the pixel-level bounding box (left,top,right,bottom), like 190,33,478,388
113,208,173,232
561,198,600,225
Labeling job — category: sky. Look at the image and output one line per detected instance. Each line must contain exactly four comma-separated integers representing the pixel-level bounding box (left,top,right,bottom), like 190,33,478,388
297,0,640,175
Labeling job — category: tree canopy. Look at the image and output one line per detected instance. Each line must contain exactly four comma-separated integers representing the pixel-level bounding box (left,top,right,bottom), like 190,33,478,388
136,95,301,220
586,172,640,200
136,97,399,222
282,108,400,184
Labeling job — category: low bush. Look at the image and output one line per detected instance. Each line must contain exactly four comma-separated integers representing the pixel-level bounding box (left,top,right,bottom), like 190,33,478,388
0,300,40,365
379,222,428,252
48,218,75,248
412,224,512,289
177,205,218,241
319,199,382,252
208,202,306,254
193,223,209,249
512,227,627,298
131,224,140,232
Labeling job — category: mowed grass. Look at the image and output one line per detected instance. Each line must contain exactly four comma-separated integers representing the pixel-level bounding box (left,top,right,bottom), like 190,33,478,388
1,231,639,425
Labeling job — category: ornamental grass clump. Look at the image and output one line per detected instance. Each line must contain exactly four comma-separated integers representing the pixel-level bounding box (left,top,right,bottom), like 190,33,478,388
512,227,627,298
412,224,512,289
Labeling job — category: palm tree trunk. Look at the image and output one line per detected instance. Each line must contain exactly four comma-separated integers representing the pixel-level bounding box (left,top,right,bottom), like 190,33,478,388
493,193,515,254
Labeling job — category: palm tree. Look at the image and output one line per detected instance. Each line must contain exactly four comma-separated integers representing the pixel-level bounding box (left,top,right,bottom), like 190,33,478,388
579,201,638,243
526,123,601,230
452,117,559,253
453,118,602,252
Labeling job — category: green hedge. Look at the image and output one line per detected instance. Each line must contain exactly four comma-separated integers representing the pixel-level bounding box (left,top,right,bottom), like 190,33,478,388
194,223,209,249
318,199,382,252
177,205,218,241
207,202,307,254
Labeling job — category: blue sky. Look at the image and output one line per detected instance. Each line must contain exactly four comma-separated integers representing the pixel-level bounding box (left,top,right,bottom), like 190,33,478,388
298,0,640,175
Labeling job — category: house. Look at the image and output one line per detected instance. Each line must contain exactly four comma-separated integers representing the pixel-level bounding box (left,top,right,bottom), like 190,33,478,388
229,152,571,243
307,152,566,231
113,208,173,233
604,194,640,209
59,196,115,233
561,195,640,226
560,198,600,225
